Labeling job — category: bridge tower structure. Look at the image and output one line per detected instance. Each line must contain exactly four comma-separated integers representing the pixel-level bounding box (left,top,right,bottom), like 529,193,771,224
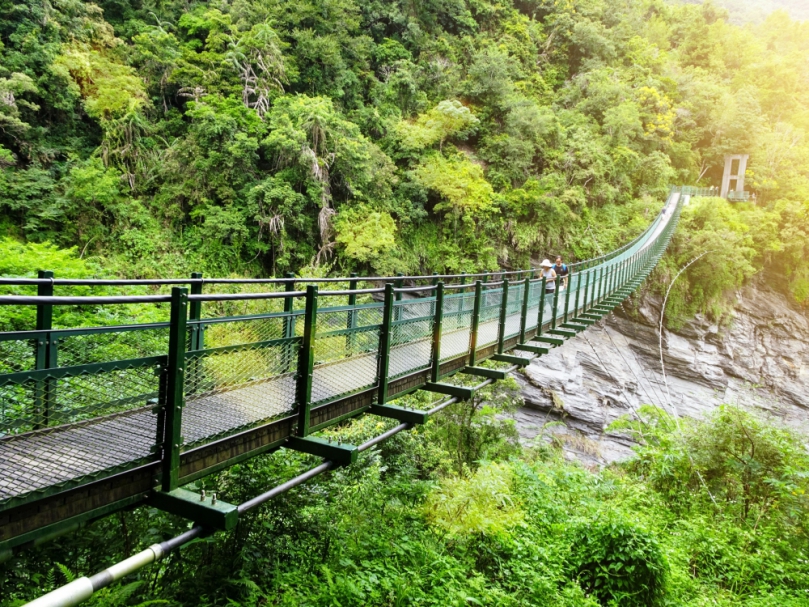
720,154,749,199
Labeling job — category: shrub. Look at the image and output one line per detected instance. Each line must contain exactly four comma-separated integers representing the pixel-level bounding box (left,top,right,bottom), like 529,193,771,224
567,520,668,607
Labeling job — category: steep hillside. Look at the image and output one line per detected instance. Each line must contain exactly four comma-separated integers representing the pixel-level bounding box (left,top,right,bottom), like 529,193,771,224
1,0,807,326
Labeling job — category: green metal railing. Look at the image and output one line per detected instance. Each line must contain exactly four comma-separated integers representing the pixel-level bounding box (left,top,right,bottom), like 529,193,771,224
0,188,686,536
727,190,751,201
678,185,751,202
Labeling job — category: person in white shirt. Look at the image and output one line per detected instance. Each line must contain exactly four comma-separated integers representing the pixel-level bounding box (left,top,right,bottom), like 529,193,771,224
540,259,557,294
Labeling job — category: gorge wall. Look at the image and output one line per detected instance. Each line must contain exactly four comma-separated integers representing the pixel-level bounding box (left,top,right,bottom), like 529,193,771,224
514,279,809,465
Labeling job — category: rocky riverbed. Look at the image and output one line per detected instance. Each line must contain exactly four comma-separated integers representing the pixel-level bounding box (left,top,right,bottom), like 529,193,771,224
513,281,809,465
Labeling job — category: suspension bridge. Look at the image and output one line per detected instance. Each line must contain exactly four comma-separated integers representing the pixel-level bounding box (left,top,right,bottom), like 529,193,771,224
1,188,687,606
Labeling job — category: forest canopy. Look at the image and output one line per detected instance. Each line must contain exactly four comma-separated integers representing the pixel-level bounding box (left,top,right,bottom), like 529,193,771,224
0,0,807,315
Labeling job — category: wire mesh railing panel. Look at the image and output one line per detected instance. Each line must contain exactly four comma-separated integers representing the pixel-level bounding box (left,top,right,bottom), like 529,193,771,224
440,292,474,362
58,326,169,368
196,311,294,350
0,337,35,374
311,303,383,404
46,365,160,426
525,281,543,331
182,314,298,447
1,328,165,437
199,283,289,319
477,289,503,347
541,292,555,325
504,284,524,339
389,298,434,379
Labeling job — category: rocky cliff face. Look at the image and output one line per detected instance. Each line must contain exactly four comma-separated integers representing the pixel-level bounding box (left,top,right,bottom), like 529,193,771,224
513,281,809,465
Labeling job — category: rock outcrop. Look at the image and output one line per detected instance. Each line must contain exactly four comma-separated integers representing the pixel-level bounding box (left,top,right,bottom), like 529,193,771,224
514,281,809,464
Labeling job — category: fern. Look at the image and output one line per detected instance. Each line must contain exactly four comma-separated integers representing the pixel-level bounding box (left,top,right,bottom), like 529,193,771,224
54,562,75,584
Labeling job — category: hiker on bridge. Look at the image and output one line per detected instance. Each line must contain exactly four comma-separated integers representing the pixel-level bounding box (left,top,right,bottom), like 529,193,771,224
540,259,557,294
553,256,569,289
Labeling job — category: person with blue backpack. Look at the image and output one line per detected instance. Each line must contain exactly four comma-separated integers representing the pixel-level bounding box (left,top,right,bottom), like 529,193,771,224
553,256,569,289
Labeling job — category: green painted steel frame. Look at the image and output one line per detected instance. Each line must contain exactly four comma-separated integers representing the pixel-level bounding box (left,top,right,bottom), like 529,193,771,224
161,287,188,492
0,189,687,550
296,286,318,436
376,283,395,405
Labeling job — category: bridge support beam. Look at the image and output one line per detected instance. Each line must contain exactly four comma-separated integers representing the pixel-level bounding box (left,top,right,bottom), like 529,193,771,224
150,488,238,531
513,344,550,355
370,404,429,425
491,353,531,367
424,382,475,400
463,366,508,380
286,436,358,466
533,335,564,346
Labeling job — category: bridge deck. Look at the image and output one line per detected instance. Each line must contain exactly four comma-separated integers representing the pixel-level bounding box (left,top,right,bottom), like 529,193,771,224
0,314,515,503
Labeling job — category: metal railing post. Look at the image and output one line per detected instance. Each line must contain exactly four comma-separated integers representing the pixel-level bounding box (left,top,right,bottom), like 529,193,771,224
497,279,509,354
347,272,358,354
394,273,403,323
519,274,530,343
430,282,444,382
296,286,318,437
563,267,573,323
574,270,581,318
537,277,547,334
162,287,188,492
468,280,482,367
610,264,616,296
377,283,394,405
598,267,606,303
34,270,55,429
189,272,203,350
582,269,590,314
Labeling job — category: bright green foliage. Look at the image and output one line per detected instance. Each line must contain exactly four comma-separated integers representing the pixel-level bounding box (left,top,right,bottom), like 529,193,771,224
654,193,809,327
0,238,91,278
396,100,479,151
414,153,495,217
334,206,396,264
54,43,150,120
424,461,525,536
567,519,668,607
0,238,168,330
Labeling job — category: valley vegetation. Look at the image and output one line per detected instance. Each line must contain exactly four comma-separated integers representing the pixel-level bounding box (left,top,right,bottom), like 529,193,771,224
4,384,809,606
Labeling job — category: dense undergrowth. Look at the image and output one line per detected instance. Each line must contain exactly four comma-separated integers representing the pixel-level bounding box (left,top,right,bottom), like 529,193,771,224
3,381,809,606
1,0,808,329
